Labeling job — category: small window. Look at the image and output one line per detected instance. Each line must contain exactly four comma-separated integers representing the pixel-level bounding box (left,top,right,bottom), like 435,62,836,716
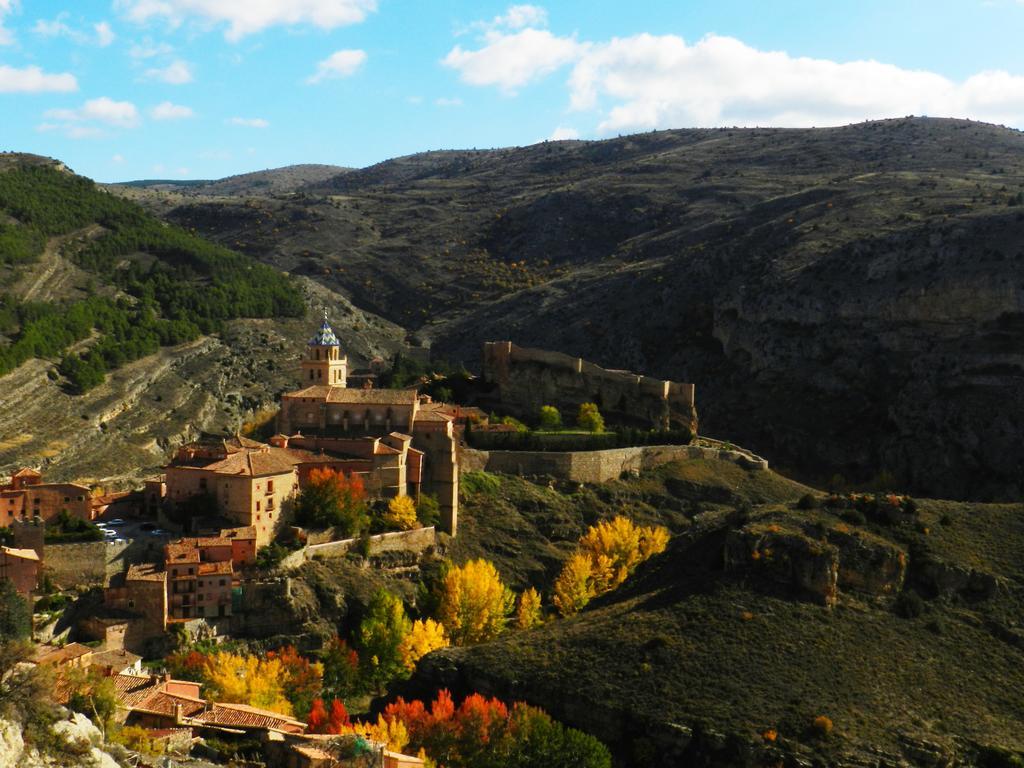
188,567,194,575
267,480,274,493
77,496,84,501
219,579,226,587
127,599,135,609
198,594,204,601
256,501,261,511
257,514,261,521
63,496,70,503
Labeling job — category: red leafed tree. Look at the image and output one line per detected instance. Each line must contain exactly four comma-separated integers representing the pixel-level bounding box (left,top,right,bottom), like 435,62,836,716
328,699,351,732
307,698,329,733
296,468,368,534
266,645,323,720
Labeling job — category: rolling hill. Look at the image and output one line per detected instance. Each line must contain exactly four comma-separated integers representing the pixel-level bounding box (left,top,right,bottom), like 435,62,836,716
400,462,1024,768
0,154,405,486
121,117,1024,501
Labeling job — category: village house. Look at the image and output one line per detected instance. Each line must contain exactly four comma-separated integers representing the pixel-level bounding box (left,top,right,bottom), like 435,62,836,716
0,467,93,525
153,431,424,548
0,544,40,598
101,526,257,642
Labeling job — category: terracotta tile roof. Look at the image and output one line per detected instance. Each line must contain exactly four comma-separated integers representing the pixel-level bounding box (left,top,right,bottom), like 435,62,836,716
12,468,41,478
90,649,141,671
111,673,162,707
198,445,303,477
221,526,257,541
1,546,39,561
127,563,166,582
292,743,335,760
385,749,426,765
326,387,418,406
165,543,201,563
198,702,306,733
34,642,93,665
197,561,232,576
284,385,333,399
415,410,454,422
135,691,206,719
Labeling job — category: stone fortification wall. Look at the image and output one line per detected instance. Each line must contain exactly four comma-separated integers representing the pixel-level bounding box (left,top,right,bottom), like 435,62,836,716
279,527,437,569
45,537,167,587
481,341,696,431
462,444,768,485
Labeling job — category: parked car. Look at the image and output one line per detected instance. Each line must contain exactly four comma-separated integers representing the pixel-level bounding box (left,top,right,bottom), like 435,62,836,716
106,519,126,526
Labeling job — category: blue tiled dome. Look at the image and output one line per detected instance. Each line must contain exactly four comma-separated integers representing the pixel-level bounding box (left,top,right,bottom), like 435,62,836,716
308,312,340,347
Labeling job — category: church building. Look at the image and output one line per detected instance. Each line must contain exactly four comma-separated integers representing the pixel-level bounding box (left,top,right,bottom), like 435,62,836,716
277,313,459,536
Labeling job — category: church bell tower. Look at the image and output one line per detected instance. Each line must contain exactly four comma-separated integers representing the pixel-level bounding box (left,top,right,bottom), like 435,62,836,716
301,310,347,387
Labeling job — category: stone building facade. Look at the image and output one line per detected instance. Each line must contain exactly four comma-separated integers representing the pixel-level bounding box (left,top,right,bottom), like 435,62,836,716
0,545,40,598
0,467,93,525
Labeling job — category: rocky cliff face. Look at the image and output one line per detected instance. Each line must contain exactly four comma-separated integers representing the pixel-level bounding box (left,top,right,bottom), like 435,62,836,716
125,118,1024,501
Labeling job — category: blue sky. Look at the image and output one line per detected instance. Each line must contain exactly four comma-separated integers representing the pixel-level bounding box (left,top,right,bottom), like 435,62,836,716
2,0,1024,182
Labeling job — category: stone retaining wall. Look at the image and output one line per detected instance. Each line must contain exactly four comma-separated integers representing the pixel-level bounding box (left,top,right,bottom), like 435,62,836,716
44,537,168,586
461,444,768,484
280,527,437,569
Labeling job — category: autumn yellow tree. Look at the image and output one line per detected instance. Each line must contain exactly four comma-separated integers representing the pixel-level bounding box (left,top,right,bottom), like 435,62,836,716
203,651,295,716
514,588,543,630
552,552,596,617
383,495,419,531
436,559,514,646
553,516,670,617
398,619,448,671
345,713,410,753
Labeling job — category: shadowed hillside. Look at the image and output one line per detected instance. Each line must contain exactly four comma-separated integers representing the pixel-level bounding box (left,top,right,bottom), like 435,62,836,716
399,462,1024,767
124,117,1024,501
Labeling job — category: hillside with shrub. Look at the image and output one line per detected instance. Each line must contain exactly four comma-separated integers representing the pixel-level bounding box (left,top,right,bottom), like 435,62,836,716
0,154,408,485
127,118,1024,501
399,461,1024,767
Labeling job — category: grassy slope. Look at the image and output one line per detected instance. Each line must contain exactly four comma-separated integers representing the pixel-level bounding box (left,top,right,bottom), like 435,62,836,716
407,461,1024,766
448,460,812,590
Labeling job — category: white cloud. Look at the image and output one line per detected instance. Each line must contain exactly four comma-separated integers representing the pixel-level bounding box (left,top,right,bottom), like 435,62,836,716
143,59,193,84
0,64,78,93
129,37,173,58
445,10,1024,132
150,100,193,120
443,28,583,92
0,0,16,45
44,97,141,131
112,153,125,164
94,21,116,46
227,116,269,128
567,34,1024,133
435,96,462,107
34,14,116,46
116,0,377,41
406,95,423,105
548,126,579,140
307,49,366,84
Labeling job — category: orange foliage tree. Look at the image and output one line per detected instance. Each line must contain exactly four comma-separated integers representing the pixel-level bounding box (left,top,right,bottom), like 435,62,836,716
375,690,612,768
267,645,324,719
295,467,368,534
